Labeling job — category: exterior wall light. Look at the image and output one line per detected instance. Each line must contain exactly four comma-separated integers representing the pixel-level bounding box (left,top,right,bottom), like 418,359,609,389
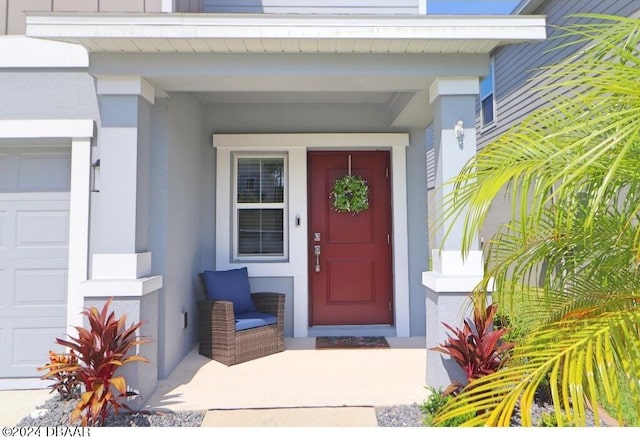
454,120,464,145
91,158,101,192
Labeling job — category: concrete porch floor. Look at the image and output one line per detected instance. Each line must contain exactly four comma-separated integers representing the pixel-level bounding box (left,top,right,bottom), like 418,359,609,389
144,337,428,413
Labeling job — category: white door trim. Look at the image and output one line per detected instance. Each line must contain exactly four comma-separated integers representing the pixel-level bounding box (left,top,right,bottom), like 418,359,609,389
214,133,410,337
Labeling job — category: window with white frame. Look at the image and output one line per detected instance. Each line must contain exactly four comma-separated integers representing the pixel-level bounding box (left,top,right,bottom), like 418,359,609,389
480,57,496,127
233,154,287,260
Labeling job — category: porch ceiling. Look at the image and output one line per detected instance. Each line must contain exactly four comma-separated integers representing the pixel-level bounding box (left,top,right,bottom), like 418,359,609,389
25,13,546,55
25,13,546,128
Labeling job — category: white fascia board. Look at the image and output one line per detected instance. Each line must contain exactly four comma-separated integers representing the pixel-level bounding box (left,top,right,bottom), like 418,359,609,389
213,133,410,149
0,119,94,139
0,36,88,68
26,14,547,45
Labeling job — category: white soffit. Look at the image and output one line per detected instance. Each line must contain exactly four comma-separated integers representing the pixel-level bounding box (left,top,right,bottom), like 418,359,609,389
26,13,547,54
0,36,88,68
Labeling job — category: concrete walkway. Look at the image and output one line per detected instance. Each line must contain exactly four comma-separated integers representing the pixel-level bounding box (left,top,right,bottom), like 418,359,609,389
0,389,53,426
1,337,428,427
202,407,379,427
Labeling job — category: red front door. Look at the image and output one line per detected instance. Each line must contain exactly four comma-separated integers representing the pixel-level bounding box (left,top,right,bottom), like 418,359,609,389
308,151,393,325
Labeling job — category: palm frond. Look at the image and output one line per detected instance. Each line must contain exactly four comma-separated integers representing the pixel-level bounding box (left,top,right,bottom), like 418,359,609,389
433,311,640,426
439,15,640,257
434,14,640,427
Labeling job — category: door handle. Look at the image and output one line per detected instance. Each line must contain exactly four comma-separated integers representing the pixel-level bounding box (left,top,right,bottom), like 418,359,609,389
314,245,321,272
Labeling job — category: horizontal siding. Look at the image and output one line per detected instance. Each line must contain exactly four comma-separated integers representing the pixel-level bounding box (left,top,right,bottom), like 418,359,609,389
3,0,162,34
0,0,6,35
175,0,202,13
477,0,640,150
426,125,435,190
203,0,419,14
53,0,99,12
476,0,640,247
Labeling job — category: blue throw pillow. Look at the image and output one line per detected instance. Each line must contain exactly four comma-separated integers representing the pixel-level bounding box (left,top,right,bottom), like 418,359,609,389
202,267,256,315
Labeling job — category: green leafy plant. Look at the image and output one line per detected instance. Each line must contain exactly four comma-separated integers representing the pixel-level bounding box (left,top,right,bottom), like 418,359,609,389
38,350,81,400
538,411,574,427
421,387,476,426
433,14,640,426
41,298,149,426
329,174,369,214
430,302,514,395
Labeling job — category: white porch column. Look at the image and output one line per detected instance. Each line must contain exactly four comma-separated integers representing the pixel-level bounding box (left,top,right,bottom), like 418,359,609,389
423,77,486,390
81,76,161,407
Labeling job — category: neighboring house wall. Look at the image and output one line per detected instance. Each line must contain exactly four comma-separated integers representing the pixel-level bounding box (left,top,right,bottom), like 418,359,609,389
0,0,163,34
1,0,422,34
478,0,640,150
202,0,420,14
476,0,640,243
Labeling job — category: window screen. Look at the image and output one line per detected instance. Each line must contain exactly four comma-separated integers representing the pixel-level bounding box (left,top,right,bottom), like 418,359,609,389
235,156,286,258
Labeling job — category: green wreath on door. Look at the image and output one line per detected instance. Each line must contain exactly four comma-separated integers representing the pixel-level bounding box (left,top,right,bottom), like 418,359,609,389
329,174,369,215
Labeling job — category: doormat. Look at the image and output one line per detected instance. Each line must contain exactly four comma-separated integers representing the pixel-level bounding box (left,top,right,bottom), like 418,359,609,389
315,336,390,349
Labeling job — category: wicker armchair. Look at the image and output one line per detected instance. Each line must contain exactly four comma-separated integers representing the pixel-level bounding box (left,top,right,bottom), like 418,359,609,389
197,273,285,366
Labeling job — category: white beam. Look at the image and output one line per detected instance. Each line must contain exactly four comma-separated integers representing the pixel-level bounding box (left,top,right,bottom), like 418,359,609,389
96,76,156,104
429,77,480,103
0,119,94,139
214,133,410,149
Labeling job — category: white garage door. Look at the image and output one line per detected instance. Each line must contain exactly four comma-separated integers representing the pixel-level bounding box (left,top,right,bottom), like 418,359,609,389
0,146,70,381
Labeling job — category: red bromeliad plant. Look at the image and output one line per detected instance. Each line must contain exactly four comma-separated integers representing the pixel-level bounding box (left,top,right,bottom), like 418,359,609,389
38,350,81,400
41,298,149,426
431,303,514,395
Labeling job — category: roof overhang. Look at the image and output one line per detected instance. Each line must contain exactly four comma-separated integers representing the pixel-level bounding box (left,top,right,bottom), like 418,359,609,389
25,13,547,54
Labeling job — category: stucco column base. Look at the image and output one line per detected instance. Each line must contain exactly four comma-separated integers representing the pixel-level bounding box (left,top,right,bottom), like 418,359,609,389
423,249,489,391
78,253,162,410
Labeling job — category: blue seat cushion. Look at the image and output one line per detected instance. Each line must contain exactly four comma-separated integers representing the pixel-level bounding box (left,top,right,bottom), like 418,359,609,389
235,311,277,332
202,267,256,315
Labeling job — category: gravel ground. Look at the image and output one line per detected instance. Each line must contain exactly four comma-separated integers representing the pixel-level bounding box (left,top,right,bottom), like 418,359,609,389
18,395,205,427
376,404,424,427
18,396,601,427
18,395,423,427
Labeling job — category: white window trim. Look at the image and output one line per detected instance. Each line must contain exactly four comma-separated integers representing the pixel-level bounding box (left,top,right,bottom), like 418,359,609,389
232,153,289,262
214,133,410,338
480,56,497,130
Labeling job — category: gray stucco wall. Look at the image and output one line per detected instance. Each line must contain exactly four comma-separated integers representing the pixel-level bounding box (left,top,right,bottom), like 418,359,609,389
407,128,428,336
149,92,211,378
206,101,427,336
207,102,395,134
0,71,99,120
